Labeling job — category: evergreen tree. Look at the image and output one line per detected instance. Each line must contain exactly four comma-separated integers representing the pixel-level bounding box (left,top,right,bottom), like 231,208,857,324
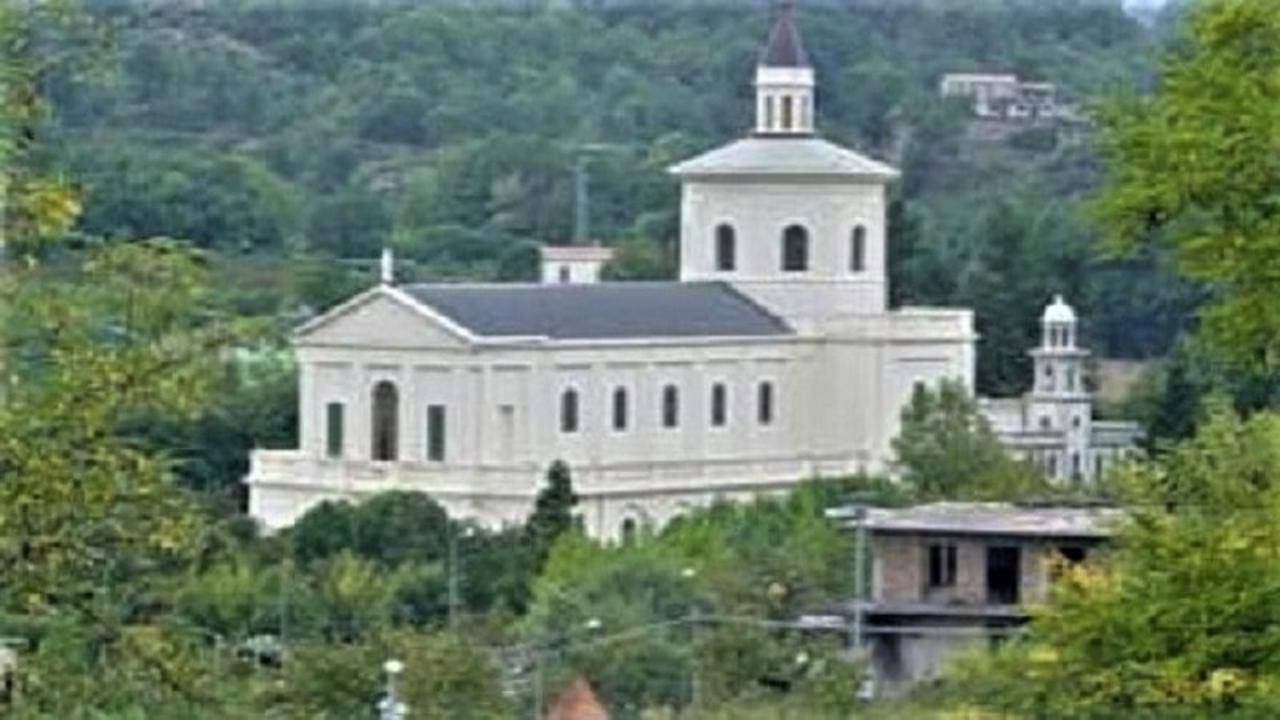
526,460,580,567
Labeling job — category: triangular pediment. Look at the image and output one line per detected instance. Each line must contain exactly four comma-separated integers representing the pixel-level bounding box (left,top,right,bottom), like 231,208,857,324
296,286,473,349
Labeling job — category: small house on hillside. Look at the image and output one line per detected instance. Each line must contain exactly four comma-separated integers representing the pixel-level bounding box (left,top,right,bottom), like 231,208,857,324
827,502,1121,693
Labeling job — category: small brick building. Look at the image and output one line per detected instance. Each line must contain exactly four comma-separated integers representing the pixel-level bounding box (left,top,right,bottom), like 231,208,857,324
828,502,1120,692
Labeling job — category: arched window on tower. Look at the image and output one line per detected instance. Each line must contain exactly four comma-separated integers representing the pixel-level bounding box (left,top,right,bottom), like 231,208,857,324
560,389,579,434
715,224,736,271
850,225,867,272
782,225,809,272
781,95,794,131
371,381,399,462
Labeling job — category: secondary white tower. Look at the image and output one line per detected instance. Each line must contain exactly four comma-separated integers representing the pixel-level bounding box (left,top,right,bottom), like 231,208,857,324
1028,295,1092,482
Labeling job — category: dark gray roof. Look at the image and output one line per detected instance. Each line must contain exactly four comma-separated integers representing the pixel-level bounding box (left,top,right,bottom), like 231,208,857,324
403,282,793,340
761,1,809,68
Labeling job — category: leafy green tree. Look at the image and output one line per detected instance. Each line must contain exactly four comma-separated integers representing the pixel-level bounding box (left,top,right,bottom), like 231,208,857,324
305,186,392,258
0,0,102,254
267,630,511,719
893,379,1045,499
288,491,451,568
1094,0,1280,371
0,240,239,616
948,404,1280,717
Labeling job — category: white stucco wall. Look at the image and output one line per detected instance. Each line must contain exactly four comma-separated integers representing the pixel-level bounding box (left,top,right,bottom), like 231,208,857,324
679,178,888,324
246,290,975,539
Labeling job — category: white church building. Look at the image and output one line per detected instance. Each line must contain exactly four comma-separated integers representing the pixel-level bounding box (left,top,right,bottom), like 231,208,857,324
245,5,1137,538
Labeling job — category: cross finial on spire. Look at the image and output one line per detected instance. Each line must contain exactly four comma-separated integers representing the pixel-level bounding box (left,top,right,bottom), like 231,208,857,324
380,247,394,285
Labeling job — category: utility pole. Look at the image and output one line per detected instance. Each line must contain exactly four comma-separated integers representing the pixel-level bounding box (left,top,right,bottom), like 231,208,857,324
851,504,867,654
573,154,590,246
448,525,474,629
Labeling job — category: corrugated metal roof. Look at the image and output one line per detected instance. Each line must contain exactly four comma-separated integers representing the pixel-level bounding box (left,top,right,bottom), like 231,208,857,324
402,281,794,341
828,502,1122,539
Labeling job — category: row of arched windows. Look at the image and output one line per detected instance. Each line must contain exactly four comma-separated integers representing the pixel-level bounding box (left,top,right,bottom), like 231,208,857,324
714,224,867,273
560,381,776,434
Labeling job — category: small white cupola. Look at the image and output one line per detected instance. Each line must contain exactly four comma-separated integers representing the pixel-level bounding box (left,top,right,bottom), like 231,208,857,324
755,0,815,136
540,245,615,285
1041,294,1078,349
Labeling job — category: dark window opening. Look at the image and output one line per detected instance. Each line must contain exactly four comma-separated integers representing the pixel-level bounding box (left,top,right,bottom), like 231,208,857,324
851,225,866,272
928,543,957,588
326,402,344,459
782,225,809,272
662,385,680,429
758,382,774,426
716,224,736,271
1057,546,1087,563
986,546,1021,605
426,405,446,462
560,389,579,434
711,383,728,427
612,387,628,431
371,381,399,462
781,95,794,130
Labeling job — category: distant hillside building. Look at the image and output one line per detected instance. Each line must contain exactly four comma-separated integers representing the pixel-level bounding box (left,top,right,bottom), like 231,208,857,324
940,73,1069,121
980,296,1142,483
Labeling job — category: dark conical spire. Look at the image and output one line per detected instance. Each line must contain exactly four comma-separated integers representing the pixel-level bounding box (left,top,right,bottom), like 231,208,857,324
760,0,809,68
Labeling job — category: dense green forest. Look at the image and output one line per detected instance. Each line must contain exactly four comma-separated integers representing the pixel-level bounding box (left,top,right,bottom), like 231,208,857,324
47,0,1197,396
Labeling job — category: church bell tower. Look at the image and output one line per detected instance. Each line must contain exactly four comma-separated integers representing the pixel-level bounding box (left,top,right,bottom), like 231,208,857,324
1029,295,1092,482
755,1,815,136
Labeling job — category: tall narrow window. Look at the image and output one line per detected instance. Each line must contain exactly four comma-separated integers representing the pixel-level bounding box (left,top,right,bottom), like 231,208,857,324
781,95,794,130
560,389,579,434
326,402,344,459
710,383,728,427
662,385,680,429
612,387,628,432
757,382,774,426
850,225,866,272
715,224,736,271
371,381,399,462
928,544,958,587
426,405,446,462
558,265,571,284
782,225,809,272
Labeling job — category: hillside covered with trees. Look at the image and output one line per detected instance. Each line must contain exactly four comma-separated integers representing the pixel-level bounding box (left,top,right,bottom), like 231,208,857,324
49,0,1198,396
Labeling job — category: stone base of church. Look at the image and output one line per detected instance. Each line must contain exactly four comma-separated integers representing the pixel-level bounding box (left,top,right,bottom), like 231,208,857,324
246,448,877,540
